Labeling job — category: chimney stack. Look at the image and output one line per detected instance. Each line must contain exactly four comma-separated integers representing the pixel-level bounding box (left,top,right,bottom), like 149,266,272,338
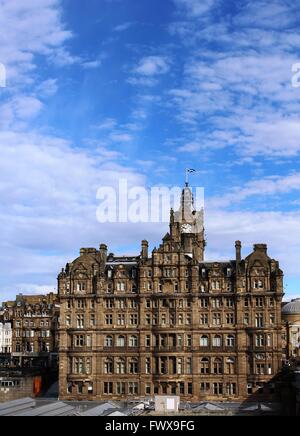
235,241,242,262
99,244,108,263
141,240,149,260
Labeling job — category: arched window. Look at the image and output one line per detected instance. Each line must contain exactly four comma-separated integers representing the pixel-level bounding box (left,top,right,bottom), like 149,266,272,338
226,335,235,347
116,358,126,374
200,335,209,347
213,358,223,374
213,335,222,347
105,335,113,347
226,358,236,374
117,336,125,347
129,336,138,347
104,358,113,374
200,358,210,374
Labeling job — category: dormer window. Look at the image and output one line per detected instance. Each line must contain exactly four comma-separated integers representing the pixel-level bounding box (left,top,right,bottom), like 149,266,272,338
254,280,264,289
76,282,86,292
107,270,113,279
117,282,125,292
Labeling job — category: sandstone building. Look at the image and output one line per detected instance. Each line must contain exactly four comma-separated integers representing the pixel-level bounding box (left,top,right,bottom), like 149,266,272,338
58,184,284,402
282,299,300,360
0,323,12,354
1,293,59,368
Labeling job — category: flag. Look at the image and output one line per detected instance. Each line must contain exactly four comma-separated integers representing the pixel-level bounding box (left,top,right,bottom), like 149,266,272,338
187,168,196,173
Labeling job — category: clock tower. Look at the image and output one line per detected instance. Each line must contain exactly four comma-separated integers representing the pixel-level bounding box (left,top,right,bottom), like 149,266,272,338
170,183,205,261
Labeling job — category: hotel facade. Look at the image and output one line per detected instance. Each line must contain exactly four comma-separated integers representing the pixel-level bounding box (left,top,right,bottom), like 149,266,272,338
58,184,284,402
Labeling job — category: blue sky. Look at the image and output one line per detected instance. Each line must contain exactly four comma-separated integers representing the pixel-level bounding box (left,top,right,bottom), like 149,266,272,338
0,0,300,301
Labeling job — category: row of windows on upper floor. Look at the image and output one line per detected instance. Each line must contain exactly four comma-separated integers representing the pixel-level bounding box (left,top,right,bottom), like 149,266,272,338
15,330,51,338
67,381,242,398
14,342,51,353
15,320,51,328
70,332,274,349
65,296,276,311
12,311,51,318
70,356,238,376
64,279,268,294
68,380,276,398
68,311,276,329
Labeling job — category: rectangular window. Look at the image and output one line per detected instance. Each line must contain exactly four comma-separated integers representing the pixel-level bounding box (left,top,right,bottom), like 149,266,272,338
117,314,125,326
244,313,249,325
117,382,126,395
213,383,223,395
255,297,264,308
130,314,138,325
200,383,210,393
105,299,113,309
256,364,265,375
146,358,151,374
104,382,113,395
105,314,113,325
226,383,236,396
212,313,221,326
77,300,85,309
76,314,85,329
186,358,192,374
256,334,264,347
212,298,221,308
75,335,84,347
226,298,234,308
128,382,138,395
200,313,208,325
255,313,264,328
226,313,235,325
200,298,208,308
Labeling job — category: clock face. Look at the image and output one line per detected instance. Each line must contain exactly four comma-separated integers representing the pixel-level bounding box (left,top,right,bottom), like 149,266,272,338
181,224,192,234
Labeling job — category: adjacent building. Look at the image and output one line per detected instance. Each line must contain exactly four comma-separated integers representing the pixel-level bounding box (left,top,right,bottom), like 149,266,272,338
0,323,12,354
58,183,284,402
282,299,300,360
1,293,59,369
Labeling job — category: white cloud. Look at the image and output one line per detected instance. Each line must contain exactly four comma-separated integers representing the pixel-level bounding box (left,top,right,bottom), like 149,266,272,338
35,79,58,97
114,22,135,32
110,132,134,143
82,60,102,69
0,95,43,128
174,0,217,17
209,172,300,208
128,56,171,87
0,0,74,85
0,129,149,300
206,208,300,280
133,56,170,76
94,118,118,130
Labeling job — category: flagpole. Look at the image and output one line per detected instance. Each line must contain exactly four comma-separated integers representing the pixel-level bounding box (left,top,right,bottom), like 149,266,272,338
185,168,189,187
